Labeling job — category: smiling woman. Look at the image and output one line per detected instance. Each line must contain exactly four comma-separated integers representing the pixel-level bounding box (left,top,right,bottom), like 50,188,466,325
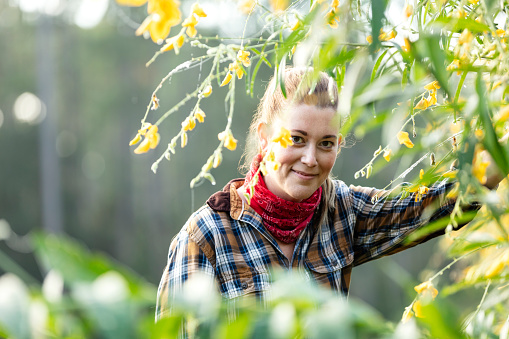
155,68,478,321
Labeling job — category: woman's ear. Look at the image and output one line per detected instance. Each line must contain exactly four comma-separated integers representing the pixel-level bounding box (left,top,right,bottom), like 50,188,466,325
257,122,269,151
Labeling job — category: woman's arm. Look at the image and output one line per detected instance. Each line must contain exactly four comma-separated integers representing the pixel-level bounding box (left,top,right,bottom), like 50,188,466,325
155,229,215,321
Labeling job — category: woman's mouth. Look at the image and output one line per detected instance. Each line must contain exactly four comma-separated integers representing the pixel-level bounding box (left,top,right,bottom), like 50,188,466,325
292,169,318,179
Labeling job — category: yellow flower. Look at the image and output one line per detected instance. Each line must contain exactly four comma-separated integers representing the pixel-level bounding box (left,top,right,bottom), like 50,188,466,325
271,127,293,148
458,28,474,45
238,0,255,14
414,97,428,110
397,131,414,148
259,162,268,176
424,80,440,91
496,105,509,122
402,37,411,52
474,129,484,140
386,30,397,39
267,160,281,171
472,150,490,185
331,0,339,9
182,14,198,37
229,61,244,79
446,59,460,71
202,85,212,97
496,29,506,37
383,149,392,162
366,35,373,43
194,108,206,123
485,259,505,278
414,281,438,299
443,169,457,178
404,4,413,18
135,0,182,43
220,72,233,87
237,50,251,67
376,29,396,41
412,300,424,318
415,186,430,201
161,34,185,52
134,138,151,154
213,151,222,168
419,169,424,180
401,307,413,323
191,3,207,17
492,80,502,90
453,8,466,18
427,90,437,106
151,94,160,110
219,131,238,151
290,20,302,31
326,9,340,28
181,132,188,148
182,117,196,131
268,0,288,12
134,125,160,154
116,0,147,6
129,133,142,146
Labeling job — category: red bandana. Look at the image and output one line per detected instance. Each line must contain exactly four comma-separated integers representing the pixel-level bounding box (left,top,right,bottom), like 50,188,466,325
243,155,322,244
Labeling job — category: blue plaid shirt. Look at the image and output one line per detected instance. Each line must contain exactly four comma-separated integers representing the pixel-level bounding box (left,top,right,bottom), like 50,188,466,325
156,178,456,320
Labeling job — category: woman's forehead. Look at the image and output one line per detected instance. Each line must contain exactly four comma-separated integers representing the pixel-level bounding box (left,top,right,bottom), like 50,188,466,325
275,104,341,132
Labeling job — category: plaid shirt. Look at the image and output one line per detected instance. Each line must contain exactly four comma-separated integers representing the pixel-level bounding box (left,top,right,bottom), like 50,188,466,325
156,178,455,320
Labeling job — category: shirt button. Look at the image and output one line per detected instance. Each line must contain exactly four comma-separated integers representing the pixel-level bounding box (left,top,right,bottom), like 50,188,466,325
332,259,338,267
241,282,249,290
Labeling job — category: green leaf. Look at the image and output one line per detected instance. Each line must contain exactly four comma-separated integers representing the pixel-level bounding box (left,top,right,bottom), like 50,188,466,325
476,73,509,176
32,232,155,300
415,298,467,339
278,54,287,98
433,17,490,34
371,49,389,83
416,34,452,98
369,0,387,53
405,211,478,243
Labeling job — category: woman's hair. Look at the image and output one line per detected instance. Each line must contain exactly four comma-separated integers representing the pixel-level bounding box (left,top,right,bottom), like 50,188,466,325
241,67,341,221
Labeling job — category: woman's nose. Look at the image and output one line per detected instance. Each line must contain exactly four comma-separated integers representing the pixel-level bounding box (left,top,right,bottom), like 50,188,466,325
301,146,318,167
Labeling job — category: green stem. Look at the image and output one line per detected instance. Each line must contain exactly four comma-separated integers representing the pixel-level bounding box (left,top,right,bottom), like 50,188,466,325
453,71,467,123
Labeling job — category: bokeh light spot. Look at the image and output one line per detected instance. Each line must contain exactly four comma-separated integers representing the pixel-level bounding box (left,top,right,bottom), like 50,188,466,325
13,92,46,125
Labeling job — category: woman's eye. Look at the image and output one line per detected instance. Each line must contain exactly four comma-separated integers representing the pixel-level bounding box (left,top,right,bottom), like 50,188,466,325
320,140,334,148
291,136,304,144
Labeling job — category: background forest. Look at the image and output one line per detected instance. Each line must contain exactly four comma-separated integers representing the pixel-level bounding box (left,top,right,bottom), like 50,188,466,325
1,0,508,337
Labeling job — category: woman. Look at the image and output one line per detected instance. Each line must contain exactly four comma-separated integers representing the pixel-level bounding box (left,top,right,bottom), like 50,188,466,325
156,68,491,320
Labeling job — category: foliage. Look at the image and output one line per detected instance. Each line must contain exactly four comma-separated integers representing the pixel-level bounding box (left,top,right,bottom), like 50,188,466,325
121,0,509,335
0,230,394,338
3,0,509,336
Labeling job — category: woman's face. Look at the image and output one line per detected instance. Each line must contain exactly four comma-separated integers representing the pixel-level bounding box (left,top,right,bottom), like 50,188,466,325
259,104,340,202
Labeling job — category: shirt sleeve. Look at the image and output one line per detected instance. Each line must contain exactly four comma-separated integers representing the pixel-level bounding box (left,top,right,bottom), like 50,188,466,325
349,179,456,266
155,227,216,321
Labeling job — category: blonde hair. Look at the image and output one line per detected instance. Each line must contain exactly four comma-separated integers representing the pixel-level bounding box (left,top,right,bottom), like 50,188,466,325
241,67,341,221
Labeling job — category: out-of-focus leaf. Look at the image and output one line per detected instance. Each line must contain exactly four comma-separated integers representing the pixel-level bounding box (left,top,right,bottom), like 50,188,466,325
369,0,387,53
416,298,467,339
0,274,31,339
413,34,452,98
433,17,490,33
476,73,509,176
405,211,478,244
278,54,287,98
32,233,155,301
215,311,252,339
